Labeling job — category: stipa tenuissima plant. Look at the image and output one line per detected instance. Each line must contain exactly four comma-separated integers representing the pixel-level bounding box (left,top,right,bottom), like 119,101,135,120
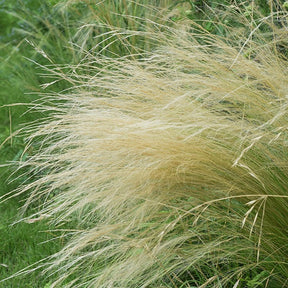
3,4,288,288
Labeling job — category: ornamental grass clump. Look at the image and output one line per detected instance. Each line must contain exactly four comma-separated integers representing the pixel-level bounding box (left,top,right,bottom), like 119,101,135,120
3,3,288,288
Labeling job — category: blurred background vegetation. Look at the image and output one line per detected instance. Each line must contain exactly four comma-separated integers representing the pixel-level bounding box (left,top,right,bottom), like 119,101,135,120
0,0,287,287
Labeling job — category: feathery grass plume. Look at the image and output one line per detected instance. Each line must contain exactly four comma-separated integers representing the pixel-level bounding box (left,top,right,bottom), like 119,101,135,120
4,2,288,288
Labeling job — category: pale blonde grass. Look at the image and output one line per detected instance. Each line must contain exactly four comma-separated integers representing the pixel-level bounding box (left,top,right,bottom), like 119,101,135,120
3,5,288,288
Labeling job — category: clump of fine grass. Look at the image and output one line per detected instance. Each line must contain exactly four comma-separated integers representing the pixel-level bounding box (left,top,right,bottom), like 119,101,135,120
2,3,288,288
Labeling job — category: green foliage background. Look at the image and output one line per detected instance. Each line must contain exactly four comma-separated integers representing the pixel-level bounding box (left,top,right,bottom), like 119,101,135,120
0,1,79,287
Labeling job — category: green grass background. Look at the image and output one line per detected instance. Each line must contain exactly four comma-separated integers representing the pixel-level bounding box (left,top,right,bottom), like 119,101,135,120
0,1,75,286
